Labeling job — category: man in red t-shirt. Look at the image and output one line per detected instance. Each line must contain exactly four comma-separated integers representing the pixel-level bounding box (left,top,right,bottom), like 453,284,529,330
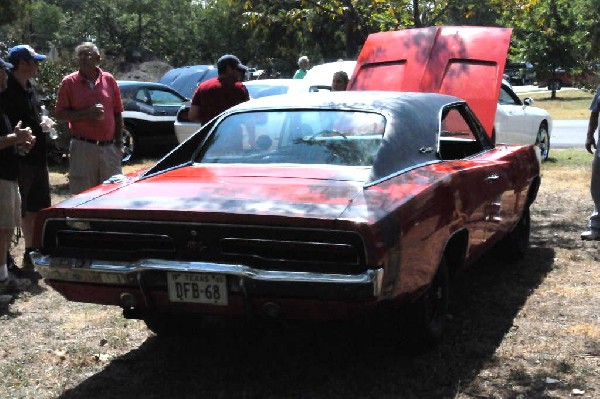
55,42,123,195
189,54,250,125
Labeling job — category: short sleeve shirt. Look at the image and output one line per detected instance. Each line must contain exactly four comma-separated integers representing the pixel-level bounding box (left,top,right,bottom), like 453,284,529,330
191,77,249,125
55,68,123,141
589,85,600,112
293,69,307,79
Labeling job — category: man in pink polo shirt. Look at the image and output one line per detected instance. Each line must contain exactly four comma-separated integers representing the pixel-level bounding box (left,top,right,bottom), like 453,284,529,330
55,42,123,195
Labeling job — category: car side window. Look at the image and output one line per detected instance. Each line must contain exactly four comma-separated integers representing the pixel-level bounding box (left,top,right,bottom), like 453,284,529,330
134,89,150,104
438,106,484,160
499,85,522,106
149,89,185,106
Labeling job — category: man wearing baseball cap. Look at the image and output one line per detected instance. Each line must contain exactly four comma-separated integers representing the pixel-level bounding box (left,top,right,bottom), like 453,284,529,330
188,54,250,125
0,44,48,279
7,45,47,63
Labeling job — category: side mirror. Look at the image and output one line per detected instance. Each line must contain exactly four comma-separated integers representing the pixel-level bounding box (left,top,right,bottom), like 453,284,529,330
523,97,534,106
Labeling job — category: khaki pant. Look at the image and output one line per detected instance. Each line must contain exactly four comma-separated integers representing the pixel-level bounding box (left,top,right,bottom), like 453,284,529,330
69,139,122,195
0,179,20,229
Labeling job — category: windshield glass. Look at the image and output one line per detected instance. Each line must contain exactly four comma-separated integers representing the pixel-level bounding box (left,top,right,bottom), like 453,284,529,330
246,84,290,98
195,110,386,166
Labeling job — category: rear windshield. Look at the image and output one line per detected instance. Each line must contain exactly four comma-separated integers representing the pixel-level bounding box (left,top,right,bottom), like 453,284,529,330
195,110,386,167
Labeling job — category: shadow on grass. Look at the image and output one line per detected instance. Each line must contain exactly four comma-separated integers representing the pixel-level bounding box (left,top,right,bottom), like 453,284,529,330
55,246,555,399
532,95,592,103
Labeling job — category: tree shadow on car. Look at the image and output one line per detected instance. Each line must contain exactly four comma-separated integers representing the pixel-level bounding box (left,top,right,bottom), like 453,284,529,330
55,247,555,399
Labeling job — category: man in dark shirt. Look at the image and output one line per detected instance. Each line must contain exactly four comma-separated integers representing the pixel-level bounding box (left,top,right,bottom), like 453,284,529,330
189,54,250,125
0,56,35,301
0,44,49,275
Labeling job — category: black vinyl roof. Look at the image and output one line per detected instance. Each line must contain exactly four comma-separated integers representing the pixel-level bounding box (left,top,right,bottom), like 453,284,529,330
231,91,464,179
148,91,471,182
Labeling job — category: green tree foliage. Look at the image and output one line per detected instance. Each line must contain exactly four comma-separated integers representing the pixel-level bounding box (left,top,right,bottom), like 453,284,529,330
501,0,599,91
36,59,73,107
1,0,599,93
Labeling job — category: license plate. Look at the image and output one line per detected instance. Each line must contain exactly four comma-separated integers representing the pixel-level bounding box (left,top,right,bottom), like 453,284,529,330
167,272,228,305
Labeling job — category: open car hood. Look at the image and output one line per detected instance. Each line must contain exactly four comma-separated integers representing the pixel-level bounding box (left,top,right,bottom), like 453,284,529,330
348,26,512,136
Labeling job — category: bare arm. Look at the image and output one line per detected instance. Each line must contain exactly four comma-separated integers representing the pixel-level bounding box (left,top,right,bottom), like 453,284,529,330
0,121,35,150
54,104,104,122
586,110,599,154
113,113,123,144
188,104,202,123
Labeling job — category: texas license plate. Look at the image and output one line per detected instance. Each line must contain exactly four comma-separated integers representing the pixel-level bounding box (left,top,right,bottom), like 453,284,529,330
167,272,228,305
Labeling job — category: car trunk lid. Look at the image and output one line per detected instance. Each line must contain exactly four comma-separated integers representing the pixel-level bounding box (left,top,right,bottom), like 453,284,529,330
52,165,371,221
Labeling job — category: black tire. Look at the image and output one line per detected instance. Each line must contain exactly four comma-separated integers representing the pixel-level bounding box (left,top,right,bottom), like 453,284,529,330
495,208,531,262
122,125,136,162
143,313,203,337
535,123,551,162
402,257,449,352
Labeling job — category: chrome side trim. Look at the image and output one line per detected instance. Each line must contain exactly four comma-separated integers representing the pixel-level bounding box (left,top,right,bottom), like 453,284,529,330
30,251,383,297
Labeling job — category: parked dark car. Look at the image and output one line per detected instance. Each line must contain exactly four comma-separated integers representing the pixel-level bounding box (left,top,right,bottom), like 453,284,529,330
504,61,536,85
118,81,187,158
538,66,600,90
158,65,218,99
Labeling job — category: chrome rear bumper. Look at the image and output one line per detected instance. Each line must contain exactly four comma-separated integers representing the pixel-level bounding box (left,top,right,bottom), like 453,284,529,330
30,251,384,298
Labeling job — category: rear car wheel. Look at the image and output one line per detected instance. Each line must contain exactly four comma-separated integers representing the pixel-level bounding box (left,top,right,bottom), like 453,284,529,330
122,126,136,162
402,257,449,352
494,208,531,262
535,123,550,161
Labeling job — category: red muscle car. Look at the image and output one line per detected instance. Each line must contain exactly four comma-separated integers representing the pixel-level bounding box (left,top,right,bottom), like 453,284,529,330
30,27,540,350
31,90,539,349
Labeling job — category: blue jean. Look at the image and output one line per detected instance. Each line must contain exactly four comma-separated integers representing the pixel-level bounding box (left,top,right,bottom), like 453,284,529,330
590,150,600,229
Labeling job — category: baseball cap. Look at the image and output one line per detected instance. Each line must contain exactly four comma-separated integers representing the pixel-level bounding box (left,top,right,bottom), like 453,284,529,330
217,54,248,72
8,44,47,64
0,57,13,70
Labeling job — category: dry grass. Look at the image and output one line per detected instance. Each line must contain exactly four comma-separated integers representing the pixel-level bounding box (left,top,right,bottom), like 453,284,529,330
527,89,594,120
1,151,598,399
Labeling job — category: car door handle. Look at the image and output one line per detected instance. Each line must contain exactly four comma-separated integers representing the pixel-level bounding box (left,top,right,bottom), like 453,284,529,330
485,174,500,182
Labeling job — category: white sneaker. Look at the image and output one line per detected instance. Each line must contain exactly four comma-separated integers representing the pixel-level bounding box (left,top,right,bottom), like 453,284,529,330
0,275,32,294
581,228,600,241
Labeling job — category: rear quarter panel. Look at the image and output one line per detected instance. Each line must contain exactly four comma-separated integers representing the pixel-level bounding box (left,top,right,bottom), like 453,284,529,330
347,144,539,301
